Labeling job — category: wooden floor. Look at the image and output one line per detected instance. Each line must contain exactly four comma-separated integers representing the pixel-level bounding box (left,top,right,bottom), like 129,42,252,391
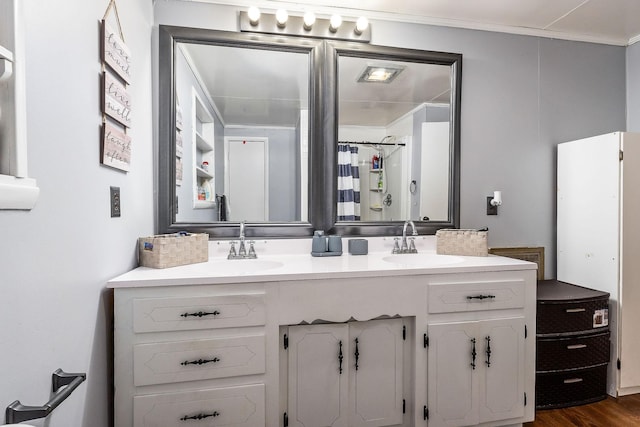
524,395,640,426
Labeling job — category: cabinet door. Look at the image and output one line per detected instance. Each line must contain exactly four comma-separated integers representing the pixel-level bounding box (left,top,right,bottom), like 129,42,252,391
427,321,478,427
478,317,525,423
288,324,349,427
349,319,404,427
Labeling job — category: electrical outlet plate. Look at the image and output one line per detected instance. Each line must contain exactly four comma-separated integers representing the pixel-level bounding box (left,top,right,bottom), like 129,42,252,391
110,186,121,217
486,196,497,215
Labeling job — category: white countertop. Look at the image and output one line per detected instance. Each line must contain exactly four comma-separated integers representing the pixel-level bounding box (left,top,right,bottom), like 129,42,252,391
108,236,537,288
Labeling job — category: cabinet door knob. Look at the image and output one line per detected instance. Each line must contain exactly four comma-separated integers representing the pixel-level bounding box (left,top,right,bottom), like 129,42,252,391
485,336,492,367
470,338,477,370
180,310,220,318
180,357,220,366
180,411,219,421
466,294,496,301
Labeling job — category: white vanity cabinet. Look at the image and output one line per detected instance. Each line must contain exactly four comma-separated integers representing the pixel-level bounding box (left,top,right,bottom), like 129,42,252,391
285,319,406,427
110,252,536,427
113,284,268,427
426,274,532,427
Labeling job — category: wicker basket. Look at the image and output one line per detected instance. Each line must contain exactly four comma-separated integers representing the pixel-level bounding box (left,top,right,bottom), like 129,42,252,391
138,233,209,268
436,229,488,257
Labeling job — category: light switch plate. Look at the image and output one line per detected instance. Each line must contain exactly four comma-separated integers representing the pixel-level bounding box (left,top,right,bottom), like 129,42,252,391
110,186,121,217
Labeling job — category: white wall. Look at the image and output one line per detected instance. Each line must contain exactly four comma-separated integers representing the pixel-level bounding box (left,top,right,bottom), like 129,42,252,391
0,0,153,426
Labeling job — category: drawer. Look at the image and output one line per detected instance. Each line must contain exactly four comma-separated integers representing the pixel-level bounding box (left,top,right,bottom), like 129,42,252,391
537,298,608,335
428,279,525,314
133,334,265,386
537,331,610,372
535,364,607,409
133,293,265,333
134,383,265,427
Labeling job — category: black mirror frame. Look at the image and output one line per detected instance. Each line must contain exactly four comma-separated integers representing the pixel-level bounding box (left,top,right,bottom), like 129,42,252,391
157,25,461,238
158,25,326,238
325,40,462,237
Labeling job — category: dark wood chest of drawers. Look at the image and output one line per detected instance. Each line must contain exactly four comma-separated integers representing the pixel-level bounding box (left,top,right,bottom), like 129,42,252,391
536,280,610,409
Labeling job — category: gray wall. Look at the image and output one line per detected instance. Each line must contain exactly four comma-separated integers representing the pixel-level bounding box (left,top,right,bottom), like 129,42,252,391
0,1,153,426
628,42,640,131
0,2,632,425
156,1,626,278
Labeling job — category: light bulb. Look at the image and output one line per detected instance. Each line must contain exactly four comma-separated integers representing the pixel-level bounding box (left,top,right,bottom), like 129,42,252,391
355,17,369,35
275,9,288,27
303,11,316,30
247,6,261,26
329,14,342,32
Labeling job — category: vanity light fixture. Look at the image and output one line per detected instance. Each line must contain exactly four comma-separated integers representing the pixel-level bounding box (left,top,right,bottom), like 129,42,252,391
247,6,261,26
303,11,316,30
239,9,371,42
487,191,502,215
329,14,343,32
275,9,288,27
357,64,405,83
355,17,369,35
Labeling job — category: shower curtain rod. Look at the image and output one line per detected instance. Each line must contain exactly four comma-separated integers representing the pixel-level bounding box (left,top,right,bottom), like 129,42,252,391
338,140,406,147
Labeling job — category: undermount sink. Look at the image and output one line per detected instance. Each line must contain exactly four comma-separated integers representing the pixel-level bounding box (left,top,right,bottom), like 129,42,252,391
209,259,284,274
382,253,464,267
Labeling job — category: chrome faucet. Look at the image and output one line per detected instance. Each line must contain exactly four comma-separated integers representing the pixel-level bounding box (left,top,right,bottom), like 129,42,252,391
228,221,257,259
393,220,418,254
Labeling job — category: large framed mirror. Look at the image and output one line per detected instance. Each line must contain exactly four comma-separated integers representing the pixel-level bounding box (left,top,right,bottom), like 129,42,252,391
325,41,461,236
158,26,325,238
158,26,461,238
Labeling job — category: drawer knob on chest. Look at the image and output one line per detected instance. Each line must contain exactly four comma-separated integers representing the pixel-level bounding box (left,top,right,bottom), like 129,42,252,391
567,344,588,350
466,294,496,300
563,378,584,384
180,310,221,318
565,308,586,313
180,411,220,421
180,357,221,366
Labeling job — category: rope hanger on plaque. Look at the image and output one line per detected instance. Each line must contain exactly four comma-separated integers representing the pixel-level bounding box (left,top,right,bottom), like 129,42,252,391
100,0,133,172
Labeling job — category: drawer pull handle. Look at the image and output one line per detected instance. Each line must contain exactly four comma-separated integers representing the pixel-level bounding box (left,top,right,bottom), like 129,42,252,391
565,308,586,313
338,340,343,375
181,357,220,366
563,378,583,384
567,344,588,350
471,338,477,370
181,310,220,318
466,295,496,301
354,338,360,371
180,411,219,421
485,336,491,367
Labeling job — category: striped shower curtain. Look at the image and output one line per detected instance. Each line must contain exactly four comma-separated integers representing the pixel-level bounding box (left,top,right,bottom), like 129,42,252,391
337,144,361,220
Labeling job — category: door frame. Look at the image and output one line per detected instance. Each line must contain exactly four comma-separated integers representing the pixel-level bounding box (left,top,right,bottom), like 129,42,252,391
223,136,270,221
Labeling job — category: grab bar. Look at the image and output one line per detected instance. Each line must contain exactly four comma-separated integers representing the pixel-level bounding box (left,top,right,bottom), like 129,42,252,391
5,369,86,424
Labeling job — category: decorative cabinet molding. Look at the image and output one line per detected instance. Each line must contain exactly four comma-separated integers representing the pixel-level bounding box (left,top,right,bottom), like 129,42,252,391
285,318,405,427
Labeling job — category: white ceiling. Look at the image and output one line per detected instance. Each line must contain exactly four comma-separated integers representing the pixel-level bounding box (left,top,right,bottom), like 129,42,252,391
192,0,640,46
180,0,640,128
